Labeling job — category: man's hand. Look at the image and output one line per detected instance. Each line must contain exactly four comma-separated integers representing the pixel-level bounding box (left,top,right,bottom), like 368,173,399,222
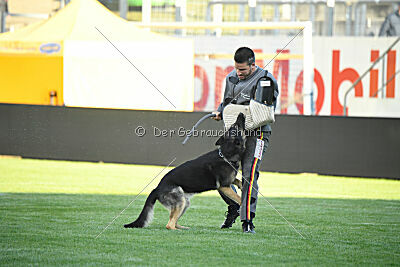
212,111,222,121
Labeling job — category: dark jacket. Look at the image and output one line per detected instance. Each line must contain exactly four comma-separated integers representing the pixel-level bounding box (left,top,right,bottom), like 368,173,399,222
379,10,400,36
217,66,279,132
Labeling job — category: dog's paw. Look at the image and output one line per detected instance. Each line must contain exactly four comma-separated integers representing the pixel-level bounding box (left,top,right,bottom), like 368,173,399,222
166,225,178,230
176,224,190,230
233,179,243,190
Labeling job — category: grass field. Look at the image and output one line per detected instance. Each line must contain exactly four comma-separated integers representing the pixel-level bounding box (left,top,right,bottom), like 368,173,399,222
0,158,399,266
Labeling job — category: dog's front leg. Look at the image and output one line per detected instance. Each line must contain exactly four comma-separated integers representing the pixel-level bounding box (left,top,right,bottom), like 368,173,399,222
232,178,242,190
218,186,241,205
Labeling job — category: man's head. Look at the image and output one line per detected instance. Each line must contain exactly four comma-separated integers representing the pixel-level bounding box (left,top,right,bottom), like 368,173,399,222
234,47,256,80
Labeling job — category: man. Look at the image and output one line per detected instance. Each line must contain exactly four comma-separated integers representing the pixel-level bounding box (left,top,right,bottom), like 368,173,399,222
212,47,279,233
379,2,400,36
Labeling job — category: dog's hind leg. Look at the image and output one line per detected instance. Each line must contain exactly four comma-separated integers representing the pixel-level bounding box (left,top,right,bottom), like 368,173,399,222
166,197,185,230
176,196,191,230
159,186,188,230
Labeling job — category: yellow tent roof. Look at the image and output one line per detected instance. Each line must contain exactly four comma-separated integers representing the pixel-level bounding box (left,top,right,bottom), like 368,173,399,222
0,0,177,53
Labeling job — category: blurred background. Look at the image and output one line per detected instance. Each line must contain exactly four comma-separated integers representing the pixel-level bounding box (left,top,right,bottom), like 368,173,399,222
1,0,399,116
2,0,399,36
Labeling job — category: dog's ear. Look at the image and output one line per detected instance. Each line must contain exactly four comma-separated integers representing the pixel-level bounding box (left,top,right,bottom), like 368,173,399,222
215,135,224,146
235,113,246,129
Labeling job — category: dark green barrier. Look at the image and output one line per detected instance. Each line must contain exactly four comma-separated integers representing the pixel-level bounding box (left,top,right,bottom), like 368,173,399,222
0,103,399,179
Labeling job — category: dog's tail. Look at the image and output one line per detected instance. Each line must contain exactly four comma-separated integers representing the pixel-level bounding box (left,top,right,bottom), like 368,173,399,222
124,189,158,228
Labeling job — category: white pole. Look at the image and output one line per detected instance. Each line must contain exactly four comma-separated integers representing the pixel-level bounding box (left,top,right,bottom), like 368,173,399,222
302,21,313,115
142,0,151,24
119,0,127,19
176,0,187,36
0,0,6,33
213,4,223,37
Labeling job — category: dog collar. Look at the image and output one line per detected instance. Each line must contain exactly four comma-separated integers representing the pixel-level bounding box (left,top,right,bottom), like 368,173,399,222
218,147,240,174
218,147,234,165
218,147,224,158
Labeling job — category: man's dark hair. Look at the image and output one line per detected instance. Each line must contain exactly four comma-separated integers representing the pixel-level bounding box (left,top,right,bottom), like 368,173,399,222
234,47,255,65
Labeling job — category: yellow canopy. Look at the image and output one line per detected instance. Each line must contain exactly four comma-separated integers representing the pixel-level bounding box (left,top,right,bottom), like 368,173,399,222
0,0,179,53
0,0,194,111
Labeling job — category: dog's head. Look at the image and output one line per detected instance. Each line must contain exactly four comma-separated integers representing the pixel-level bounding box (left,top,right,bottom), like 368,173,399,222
215,113,246,161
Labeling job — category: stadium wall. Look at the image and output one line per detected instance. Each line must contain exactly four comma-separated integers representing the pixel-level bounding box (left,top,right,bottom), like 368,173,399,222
1,103,399,179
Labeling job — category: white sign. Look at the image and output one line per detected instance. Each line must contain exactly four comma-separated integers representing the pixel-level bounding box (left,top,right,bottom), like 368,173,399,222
193,36,400,118
254,139,265,160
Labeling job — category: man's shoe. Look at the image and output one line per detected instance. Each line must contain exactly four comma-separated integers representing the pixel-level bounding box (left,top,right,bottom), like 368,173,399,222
242,221,256,234
220,205,240,229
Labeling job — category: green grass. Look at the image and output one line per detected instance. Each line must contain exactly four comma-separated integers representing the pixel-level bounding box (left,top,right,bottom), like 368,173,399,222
1,158,398,199
0,158,399,266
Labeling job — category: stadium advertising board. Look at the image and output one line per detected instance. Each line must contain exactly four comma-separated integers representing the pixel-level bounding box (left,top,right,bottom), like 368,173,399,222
193,36,400,118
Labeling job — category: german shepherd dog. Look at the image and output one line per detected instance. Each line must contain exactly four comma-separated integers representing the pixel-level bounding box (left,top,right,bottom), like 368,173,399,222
124,113,246,230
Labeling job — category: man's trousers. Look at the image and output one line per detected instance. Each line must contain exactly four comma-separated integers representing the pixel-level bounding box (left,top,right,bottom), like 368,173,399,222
219,131,271,221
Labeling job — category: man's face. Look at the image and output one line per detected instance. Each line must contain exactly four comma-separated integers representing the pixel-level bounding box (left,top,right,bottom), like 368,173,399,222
235,62,254,80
